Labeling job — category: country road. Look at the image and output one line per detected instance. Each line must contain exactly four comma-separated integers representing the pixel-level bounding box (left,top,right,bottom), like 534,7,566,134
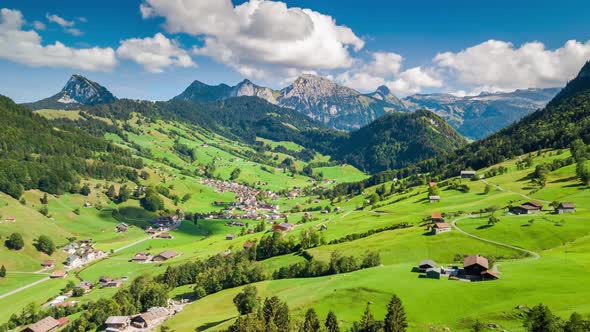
451,215,541,260
0,276,50,300
481,179,551,204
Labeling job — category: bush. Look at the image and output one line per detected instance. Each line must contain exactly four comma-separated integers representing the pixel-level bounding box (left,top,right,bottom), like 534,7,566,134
5,233,24,250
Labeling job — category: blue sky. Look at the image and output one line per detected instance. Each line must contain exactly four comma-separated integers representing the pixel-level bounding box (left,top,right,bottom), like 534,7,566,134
1,0,589,102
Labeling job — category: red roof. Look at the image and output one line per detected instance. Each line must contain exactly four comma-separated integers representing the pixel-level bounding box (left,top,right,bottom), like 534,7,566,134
243,242,254,249
431,212,443,219
57,317,70,326
428,182,437,187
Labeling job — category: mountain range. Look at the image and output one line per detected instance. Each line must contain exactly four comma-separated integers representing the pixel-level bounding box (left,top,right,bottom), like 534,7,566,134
24,73,558,140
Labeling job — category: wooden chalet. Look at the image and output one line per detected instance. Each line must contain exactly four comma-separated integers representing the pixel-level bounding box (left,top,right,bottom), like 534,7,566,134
556,202,576,214
152,250,178,262
431,222,451,235
463,255,489,276
23,316,61,332
431,212,444,223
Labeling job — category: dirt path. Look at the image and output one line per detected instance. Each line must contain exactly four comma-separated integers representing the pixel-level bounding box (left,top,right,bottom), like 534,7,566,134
451,215,541,260
481,179,551,204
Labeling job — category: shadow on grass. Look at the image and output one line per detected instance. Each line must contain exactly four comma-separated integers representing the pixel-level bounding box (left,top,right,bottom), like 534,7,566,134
551,176,578,183
103,206,154,228
172,291,196,301
421,231,434,236
476,224,493,230
195,317,236,332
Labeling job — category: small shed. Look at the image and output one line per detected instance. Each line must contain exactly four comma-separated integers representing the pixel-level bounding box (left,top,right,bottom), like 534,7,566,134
226,234,236,240
418,259,437,272
425,268,441,279
556,202,576,214
460,170,477,178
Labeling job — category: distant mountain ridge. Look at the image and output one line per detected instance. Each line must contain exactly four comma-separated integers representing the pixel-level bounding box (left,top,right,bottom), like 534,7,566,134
173,74,405,130
24,74,117,110
402,87,560,139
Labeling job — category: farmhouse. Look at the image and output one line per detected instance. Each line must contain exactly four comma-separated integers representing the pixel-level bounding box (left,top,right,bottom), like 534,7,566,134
431,212,444,223
23,316,61,332
41,260,54,269
556,202,576,214
273,222,294,232
104,316,130,332
153,250,178,262
429,195,440,203
131,307,172,328
431,222,451,235
463,255,489,276
226,234,236,240
76,281,93,293
132,252,152,263
418,259,437,272
460,170,476,178
510,202,542,215
50,270,67,279
156,232,173,239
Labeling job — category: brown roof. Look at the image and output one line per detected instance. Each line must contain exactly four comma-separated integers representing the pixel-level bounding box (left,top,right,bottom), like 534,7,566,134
524,201,543,208
133,253,151,260
26,316,60,332
481,270,499,278
155,250,178,260
516,205,539,210
431,212,443,219
50,270,67,278
464,255,489,269
41,260,54,267
243,241,254,249
559,202,576,208
105,316,130,325
57,317,69,326
433,222,450,229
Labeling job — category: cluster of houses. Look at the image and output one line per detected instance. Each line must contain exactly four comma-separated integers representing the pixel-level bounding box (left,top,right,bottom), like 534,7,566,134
201,178,288,221
508,201,576,215
63,239,106,269
131,250,179,263
105,306,177,332
418,255,499,282
151,210,184,229
429,212,451,235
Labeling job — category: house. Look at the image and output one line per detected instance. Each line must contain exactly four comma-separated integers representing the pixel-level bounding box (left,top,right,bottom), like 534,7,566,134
431,222,451,235
273,222,294,232
463,255,489,276
431,212,444,223
50,270,67,279
4,216,16,223
556,202,576,214
132,252,152,263
460,170,477,178
509,204,539,215
481,270,499,281
76,281,93,293
99,276,113,284
41,260,54,269
65,255,83,268
156,232,173,239
226,234,236,240
23,316,61,332
116,223,128,233
243,241,255,249
131,307,171,328
428,182,437,187
56,317,69,327
429,195,440,203
153,250,178,262
523,201,543,211
104,316,130,332
418,259,437,272
102,280,124,288
48,295,69,306
425,268,441,279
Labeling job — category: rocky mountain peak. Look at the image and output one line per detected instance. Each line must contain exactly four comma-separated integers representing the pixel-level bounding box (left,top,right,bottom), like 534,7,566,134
59,74,116,105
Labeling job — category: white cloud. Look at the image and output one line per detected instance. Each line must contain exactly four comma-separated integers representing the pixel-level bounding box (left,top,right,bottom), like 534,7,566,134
33,20,45,30
336,52,441,95
46,13,74,27
140,0,364,80
78,17,87,23
0,8,117,71
435,39,590,91
66,28,83,36
117,33,195,73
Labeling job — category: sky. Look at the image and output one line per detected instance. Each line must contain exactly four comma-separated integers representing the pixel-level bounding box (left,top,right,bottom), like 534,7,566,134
1,0,590,103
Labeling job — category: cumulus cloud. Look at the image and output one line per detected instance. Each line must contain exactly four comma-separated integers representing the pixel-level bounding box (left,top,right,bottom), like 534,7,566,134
140,0,364,80
46,13,74,27
117,33,195,73
435,39,590,91
0,8,117,71
336,52,441,95
66,28,83,36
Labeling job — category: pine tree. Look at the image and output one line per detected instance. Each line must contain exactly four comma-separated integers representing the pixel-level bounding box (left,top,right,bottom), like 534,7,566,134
384,295,407,332
107,185,117,200
325,310,340,332
0,265,6,278
303,308,321,332
360,303,379,332
41,192,48,205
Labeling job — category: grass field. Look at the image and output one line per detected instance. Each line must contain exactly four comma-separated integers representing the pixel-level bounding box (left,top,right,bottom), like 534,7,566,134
1,111,589,332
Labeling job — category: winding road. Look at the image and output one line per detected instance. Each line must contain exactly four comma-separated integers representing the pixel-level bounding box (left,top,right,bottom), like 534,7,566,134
451,215,541,260
481,179,550,204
